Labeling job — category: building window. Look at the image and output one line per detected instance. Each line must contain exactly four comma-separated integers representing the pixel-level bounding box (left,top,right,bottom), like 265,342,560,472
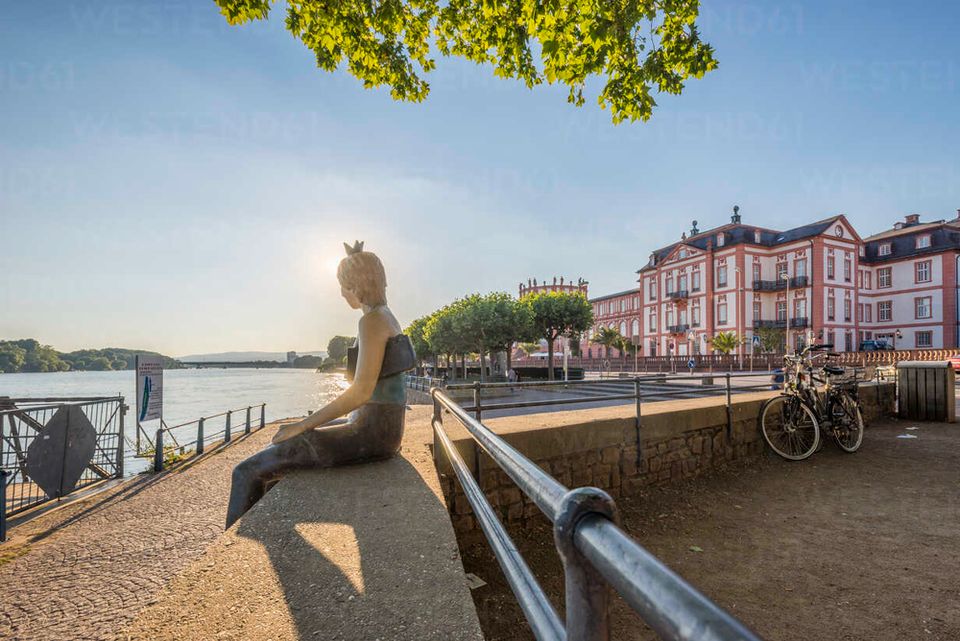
678,249,687,259
916,331,933,348
864,272,872,289
827,256,835,279
717,234,725,247
753,301,761,321
844,299,851,322
859,245,865,257
878,301,892,322
692,306,701,327
865,304,872,322
649,279,656,300
796,298,807,319
915,260,931,283
827,330,835,346
878,267,892,288
717,302,727,325
795,258,807,278
678,275,688,292
666,274,673,294
631,319,639,337
752,263,761,283
845,332,853,353
916,235,931,249
667,308,674,326
649,311,657,331
843,257,851,282
776,262,787,281
717,265,728,288
754,230,761,243
827,297,835,321
915,296,932,319
620,321,627,335
776,301,787,321
857,303,864,322
691,270,701,292
879,243,891,256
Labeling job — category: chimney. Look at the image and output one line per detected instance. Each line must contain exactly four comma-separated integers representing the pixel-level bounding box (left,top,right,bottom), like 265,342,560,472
904,214,920,226
731,205,741,224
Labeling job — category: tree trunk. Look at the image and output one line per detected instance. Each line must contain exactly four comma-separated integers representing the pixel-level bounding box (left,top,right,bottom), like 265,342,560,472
506,347,512,373
479,350,487,382
461,354,466,380
547,337,556,381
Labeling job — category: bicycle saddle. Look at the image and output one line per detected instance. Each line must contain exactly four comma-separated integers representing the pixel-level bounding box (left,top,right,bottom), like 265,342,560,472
823,365,845,376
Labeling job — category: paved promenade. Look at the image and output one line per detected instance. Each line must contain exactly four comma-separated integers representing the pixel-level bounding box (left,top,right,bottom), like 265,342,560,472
0,420,290,641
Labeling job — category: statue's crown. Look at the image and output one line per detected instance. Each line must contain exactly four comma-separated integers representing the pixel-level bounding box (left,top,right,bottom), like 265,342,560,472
343,240,364,256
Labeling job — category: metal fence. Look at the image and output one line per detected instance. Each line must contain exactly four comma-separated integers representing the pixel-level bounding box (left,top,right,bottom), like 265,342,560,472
404,375,447,392
430,384,765,641
1,396,126,531
150,404,266,472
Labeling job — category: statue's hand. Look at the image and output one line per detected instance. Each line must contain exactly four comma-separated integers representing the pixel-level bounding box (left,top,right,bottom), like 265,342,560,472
272,420,309,444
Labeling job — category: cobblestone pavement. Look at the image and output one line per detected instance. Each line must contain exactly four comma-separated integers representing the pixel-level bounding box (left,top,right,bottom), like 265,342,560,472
0,421,289,641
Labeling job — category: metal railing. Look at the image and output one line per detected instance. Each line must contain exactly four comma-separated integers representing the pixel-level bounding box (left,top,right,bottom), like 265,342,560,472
151,403,266,472
1,396,125,528
405,374,447,392
430,382,765,641
667,290,689,300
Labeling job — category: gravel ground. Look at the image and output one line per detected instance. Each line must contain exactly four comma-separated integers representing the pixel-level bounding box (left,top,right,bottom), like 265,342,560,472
462,419,960,641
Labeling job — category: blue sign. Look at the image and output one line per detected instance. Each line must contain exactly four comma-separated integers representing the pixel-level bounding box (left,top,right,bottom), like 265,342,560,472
752,335,761,347
687,358,696,369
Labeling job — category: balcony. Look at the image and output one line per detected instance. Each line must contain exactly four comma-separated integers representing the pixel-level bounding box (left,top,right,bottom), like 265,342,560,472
753,318,809,330
752,276,809,292
667,290,689,301
667,324,690,334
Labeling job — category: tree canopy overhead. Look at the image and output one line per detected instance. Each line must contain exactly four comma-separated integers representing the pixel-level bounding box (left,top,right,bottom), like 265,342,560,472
213,0,717,122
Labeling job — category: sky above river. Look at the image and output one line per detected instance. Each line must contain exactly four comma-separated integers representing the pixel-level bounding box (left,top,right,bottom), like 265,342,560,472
1,1,958,355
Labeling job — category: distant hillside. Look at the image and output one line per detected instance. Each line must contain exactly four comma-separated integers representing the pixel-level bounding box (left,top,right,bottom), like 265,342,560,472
178,351,326,363
0,339,181,373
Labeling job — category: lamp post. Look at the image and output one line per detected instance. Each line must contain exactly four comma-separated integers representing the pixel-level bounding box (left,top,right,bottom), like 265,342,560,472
780,271,791,353
893,328,903,351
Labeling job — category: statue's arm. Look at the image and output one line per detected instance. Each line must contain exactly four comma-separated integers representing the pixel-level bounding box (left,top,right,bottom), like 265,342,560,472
272,313,389,443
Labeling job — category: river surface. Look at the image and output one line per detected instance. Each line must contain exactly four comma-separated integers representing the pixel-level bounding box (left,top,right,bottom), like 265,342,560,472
0,369,347,474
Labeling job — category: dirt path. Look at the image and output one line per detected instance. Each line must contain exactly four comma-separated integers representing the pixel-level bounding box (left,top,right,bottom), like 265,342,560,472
0,420,292,641
462,419,960,641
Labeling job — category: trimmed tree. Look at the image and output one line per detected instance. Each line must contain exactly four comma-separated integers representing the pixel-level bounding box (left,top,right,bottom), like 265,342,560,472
710,331,743,355
522,290,594,380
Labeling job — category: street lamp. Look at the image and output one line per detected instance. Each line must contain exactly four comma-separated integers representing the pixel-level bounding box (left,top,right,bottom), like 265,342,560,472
893,328,903,350
780,271,791,352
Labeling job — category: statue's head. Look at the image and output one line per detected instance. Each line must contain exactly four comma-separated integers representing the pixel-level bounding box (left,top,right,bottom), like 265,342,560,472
337,241,387,309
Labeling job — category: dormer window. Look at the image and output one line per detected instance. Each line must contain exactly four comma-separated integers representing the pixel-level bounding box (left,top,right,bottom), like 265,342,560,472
879,243,892,256
717,233,725,247
916,235,931,249
859,245,865,256
754,230,761,244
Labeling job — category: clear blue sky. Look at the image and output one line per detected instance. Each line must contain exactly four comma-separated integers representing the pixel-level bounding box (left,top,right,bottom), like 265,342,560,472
1,1,957,356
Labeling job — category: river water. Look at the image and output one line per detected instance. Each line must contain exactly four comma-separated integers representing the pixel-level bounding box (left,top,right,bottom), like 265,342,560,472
0,368,348,474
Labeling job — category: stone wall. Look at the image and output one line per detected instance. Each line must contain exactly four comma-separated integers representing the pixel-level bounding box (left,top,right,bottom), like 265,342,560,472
437,383,895,537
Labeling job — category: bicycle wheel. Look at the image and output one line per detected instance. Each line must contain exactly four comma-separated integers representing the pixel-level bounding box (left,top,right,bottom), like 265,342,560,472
831,392,864,453
760,395,821,461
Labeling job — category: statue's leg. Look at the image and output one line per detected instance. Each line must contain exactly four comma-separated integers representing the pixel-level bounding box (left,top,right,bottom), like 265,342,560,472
225,418,350,528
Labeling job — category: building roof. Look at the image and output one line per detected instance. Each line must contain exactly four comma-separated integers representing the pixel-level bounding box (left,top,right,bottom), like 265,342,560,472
588,288,639,303
861,220,960,264
637,215,846,273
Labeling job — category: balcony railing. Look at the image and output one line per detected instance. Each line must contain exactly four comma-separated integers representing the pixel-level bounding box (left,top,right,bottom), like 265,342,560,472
667,290,689,300
752,276,809,291
753,317,809,330
667,323,690,334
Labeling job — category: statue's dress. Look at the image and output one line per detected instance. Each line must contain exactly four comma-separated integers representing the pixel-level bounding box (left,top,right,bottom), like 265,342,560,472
225,334,415,528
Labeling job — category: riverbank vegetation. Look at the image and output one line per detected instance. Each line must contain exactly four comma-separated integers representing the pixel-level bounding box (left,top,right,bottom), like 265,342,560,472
0,339,181,373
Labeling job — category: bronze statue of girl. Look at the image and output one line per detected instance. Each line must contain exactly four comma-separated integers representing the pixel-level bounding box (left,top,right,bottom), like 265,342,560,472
226,242,415,528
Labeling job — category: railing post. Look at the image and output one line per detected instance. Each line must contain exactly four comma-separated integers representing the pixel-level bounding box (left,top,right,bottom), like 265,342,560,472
225,411,232,444
725,372,733,440
245,406,252,435
260,404,265,429
117,399,125,479
432,393,442,466
153,428,164,473
1,469,8,542
634,377,642,468
472,381,482,480
196,417,205,455
554,488,619,641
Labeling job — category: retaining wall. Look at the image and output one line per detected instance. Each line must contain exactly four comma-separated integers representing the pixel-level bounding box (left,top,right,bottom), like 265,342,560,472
436,383,896,537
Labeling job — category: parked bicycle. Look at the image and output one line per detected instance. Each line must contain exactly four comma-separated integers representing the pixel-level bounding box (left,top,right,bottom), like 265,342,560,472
759,343,864,460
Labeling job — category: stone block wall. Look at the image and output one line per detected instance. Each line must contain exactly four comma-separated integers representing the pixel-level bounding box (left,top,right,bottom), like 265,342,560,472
437,382,895,537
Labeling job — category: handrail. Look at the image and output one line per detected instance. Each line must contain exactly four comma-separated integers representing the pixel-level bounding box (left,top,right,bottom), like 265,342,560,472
430,387,764,641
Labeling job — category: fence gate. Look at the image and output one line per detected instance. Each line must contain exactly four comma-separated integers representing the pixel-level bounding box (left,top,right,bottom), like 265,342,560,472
1,397,126,530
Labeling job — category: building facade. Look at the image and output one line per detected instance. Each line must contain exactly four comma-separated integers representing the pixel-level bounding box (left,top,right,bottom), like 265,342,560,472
583,209,960,356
